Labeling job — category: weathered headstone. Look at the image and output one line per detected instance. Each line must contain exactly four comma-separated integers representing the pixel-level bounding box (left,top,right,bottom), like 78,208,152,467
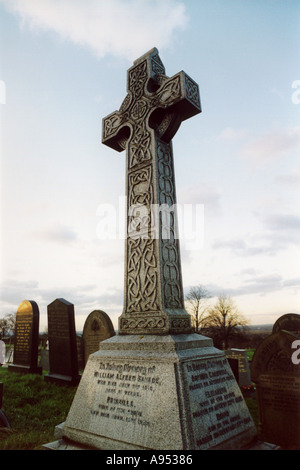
0,340,5,365
5,348,13,364
8,300,42,375
251,329,300,449
82,310,115,365
76,335,84,370
47,48,257,450
272,312,300,335
225,349,251,386
39,349,49,371
44,299,81,386
226,357,239,383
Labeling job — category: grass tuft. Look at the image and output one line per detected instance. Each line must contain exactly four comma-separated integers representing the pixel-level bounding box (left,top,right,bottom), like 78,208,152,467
0,367,77,450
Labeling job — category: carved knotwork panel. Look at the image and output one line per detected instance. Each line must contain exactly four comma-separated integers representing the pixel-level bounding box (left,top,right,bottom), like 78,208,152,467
126,165,159,314
103,112,123,140
126,237,158,313
129,61,148,100
150,52,165,76
128,166,153,236
120,316,165,331
157,140,184,310
184,73,201,109
128,124,152,168
171,318,191,330
128,166,153,207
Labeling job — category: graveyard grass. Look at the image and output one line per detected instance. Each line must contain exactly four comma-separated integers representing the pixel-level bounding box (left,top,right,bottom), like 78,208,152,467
0,362,259,450
0,367,77,450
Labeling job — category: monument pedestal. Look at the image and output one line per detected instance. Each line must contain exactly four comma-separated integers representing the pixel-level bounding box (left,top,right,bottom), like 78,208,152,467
62,334,257,450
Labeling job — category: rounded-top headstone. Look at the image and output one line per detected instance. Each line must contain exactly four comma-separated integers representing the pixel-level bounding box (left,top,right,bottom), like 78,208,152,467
251,330,299,382
8,300,42,374
272,313,300,336
82,310,115,365
250,329,300,449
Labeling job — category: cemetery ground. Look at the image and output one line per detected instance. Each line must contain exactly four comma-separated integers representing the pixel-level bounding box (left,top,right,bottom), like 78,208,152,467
0,367,76,450
0,352,259,451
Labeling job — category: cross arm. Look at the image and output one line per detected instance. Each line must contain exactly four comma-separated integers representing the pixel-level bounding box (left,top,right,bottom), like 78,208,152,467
148,71,201,143
102,110,131,152
178,71,202,120
153,71,201,120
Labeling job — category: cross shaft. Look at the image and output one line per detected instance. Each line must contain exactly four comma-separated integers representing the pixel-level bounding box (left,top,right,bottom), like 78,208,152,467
102,48,201,335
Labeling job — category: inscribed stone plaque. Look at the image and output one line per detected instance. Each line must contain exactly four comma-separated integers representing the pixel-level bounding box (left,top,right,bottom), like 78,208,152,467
251,330,300,449
44,299,80,386
82,310,115,365
183,356,254,448
69,356,183,449
8,300,42,375
225,349,251,386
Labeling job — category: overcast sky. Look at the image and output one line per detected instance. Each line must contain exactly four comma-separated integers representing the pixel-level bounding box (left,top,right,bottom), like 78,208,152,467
0,0,299,332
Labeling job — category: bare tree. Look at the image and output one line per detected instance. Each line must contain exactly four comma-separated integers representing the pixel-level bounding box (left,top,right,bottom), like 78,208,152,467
185,285,211,332
202,294,248,349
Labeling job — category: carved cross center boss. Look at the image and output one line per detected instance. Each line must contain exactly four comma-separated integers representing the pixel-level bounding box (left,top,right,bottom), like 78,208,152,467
102,48,201,335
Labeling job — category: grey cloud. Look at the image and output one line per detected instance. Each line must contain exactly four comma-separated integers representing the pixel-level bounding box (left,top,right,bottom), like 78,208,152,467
238,274,283,296
201,273,299,298
260,213,300,252
1,0,188,61
177,184,222,215
35,224,78,245
0,279,39,306
212,237,272,256
282,278,300,288
97,289,123,307
0,279,122,318
240,127,300,164
239,268,258,276
38,285,123,315
212,210,300,257
276,169,300,186
264,214,300,231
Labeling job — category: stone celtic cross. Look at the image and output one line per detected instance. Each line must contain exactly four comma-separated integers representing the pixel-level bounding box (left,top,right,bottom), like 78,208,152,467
102,48,201,335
